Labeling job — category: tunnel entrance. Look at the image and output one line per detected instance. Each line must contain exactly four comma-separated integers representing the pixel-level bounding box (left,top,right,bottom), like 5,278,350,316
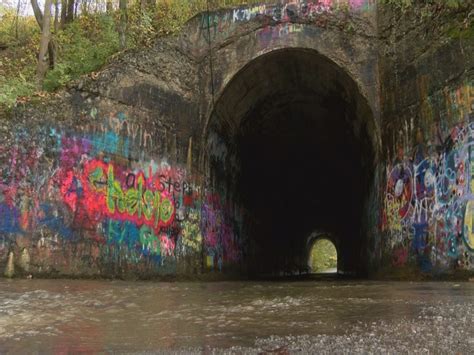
205,49,376,277
308,237,338,274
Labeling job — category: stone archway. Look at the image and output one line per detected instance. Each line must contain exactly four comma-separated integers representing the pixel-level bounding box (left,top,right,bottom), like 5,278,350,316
203,48,378,276
307,233,339,274
304,230,342,272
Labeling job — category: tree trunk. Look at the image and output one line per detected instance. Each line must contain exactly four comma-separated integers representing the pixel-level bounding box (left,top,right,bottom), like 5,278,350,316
48,41,55,69
66,0,74,23
36,0,53,89
15,0,21,40
106,0,113,13
31,0,55,69
31,0,44,28
60,0,67,27
81,0,88,16
119,0,128,49
54,0,59,32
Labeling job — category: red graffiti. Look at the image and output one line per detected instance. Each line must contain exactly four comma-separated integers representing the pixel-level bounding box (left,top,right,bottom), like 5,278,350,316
59,159,175,233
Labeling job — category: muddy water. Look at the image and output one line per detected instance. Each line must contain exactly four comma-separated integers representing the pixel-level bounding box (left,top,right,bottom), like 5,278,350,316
0,280,473,353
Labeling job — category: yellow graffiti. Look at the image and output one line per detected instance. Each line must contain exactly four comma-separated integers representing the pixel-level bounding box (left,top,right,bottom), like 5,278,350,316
181,212,202,252
463,201,474,250
445,83,473,123
471,172,474,195
385,197,404,232
206,255,214,268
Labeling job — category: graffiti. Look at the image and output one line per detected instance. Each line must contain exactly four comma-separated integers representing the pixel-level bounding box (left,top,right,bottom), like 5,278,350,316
199,0,375,42
57,149,177,235
139,225,161,256
105,219,140,250
0,204,22,234
386,163,413,220
383,83,474,271
179,211,203,254
392,246,409,267
160,234,176,257
257,23,304,48
0,109,243,276
201,194,241,265
90,110,153,150
463,201,474,251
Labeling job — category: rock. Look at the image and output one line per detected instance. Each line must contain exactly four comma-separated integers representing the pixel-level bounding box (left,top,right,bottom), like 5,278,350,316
4,251,15,278
19,248,31,272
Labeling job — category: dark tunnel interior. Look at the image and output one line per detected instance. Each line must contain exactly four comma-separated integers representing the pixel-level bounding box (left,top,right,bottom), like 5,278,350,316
207,49,376,276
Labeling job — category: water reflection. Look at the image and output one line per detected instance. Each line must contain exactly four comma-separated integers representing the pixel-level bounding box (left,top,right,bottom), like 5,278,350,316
0,280,472,352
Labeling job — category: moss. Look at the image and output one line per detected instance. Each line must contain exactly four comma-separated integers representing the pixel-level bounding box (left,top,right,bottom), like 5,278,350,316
447,23,474,40
378,0,464,11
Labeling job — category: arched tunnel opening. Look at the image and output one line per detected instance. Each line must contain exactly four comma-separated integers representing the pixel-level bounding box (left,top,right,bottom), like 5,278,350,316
205,49,376,277
308,236,338,274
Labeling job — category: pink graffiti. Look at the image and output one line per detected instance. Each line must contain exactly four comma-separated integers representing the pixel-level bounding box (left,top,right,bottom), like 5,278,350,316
59,159,175,233
392,247,408,267
201,194,240,262
160,235,176,257
60,137,91,172
348,0,365,8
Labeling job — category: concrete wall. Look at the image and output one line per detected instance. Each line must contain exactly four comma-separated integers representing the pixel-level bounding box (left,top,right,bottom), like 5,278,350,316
0,40,241,278
1,0,472,279
376,3,474,275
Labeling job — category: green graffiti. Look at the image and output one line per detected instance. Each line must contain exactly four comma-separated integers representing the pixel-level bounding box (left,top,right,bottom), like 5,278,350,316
160,198,174,224
106,164,126,213
139,225,160,255
96,164,174,227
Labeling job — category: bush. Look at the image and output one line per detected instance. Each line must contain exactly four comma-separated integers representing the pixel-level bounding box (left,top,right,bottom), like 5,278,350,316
6,0,465,111
0,72,35,107
44,14,119,91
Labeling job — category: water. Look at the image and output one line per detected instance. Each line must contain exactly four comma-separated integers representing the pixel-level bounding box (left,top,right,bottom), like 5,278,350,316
0,279,473,353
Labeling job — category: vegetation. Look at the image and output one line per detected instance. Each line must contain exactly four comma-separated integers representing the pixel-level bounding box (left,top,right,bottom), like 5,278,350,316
0,0,470,112
309,239,337,273
0,0,261,111
379,0,464,10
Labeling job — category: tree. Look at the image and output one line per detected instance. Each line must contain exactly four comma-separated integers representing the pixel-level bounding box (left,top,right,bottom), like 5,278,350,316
15,0,22,40
31,0,55,68
106,0,113,13
54,0,59,32
119,0,127,49
66,0,74,23
60,0,67,27
30,0,43,25
35,0,53,89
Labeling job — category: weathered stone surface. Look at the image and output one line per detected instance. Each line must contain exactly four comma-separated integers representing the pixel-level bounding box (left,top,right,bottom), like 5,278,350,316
376,2,474,276
0,0,472,279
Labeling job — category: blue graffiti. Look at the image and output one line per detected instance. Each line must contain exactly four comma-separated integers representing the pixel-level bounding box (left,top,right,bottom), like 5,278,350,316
37,204,73,239
0,204,22,234
412,223,429,252
89,132,130,157
104,219,140,250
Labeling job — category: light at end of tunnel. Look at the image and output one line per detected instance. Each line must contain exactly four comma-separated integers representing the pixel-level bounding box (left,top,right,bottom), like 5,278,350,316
309,238,337,274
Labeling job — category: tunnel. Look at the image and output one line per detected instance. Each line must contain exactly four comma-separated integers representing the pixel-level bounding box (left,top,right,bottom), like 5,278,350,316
205,48,376,277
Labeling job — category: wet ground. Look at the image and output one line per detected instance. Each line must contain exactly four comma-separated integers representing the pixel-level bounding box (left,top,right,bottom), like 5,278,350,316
0,279,473,353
